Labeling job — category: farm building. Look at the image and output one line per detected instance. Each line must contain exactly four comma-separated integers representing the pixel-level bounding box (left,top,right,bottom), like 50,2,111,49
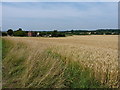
28,31,32,37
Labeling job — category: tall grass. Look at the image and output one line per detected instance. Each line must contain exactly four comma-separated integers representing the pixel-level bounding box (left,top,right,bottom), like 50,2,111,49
0,37,2,89
2,36,119,88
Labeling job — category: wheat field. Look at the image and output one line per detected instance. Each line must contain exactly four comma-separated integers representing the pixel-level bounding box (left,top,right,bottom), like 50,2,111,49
2,35,119,88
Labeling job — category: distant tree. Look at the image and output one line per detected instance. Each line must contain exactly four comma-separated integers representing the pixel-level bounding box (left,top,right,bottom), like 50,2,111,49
51,30,65,37
2,32,7,36
18,28,22,31
53,30,58,33
52,30,58,37
32,32,37,37
7,29,13,36
13,29,26,37
0,31,1,36
71,30,74,33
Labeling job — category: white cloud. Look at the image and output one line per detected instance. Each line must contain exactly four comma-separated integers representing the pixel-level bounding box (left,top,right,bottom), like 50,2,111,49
2,2,117,31
3,3,117,19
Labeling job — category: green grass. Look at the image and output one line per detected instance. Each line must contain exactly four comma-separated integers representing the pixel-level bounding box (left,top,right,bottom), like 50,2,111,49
2,38,13,59
2,38,28,88
46,50,103,88
0,37,2,89
2,38,104,88
64,61,101,88
0,37,2,60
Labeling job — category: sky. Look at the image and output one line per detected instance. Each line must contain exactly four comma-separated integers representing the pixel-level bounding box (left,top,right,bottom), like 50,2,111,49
2,0,119,2
1,2,118,31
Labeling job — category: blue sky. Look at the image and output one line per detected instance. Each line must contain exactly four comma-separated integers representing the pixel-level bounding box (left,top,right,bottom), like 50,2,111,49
2,0,119,2
2,2,118,31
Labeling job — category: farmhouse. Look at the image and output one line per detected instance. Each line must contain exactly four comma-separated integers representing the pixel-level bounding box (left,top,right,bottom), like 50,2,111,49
28,31,32,37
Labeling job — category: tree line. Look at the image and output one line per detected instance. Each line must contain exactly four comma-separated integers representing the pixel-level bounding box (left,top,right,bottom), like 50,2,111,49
2,28,66,37
2,28,120,37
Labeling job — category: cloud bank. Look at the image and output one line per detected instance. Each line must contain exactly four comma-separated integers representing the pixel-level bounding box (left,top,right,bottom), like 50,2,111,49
2,2,118,31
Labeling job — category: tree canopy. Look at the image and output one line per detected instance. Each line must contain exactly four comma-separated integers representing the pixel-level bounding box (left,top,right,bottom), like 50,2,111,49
7,29,13,36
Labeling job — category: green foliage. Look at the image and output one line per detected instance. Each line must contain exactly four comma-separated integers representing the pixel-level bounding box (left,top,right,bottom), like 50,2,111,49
46,50,103,88
64,61,101,88
53,30,58,33
2,29,120,37
2,39,14,59
2,39,27,88
7,29,13,36
51,30,65,37
18,28,22,31
2,32,7,36
13,30,26,37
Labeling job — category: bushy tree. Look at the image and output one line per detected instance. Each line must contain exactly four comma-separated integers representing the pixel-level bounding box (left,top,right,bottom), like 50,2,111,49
13,29,26,37
7,29,13,36
18,28,22,31
52,30,65,37
2,32,7,36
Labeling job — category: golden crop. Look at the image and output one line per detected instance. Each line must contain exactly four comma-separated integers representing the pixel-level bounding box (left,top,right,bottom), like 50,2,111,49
2,35,119,88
